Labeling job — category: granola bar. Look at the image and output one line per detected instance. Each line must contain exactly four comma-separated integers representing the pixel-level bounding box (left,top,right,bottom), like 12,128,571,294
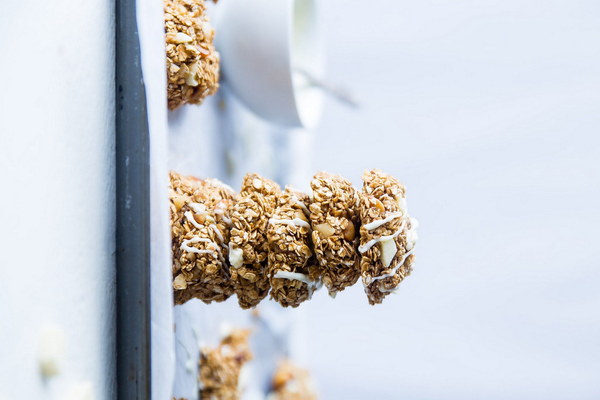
170,171,235,304
268,360,318,400
358,169,418,305
229,174,281,308
199,329,252,400
309,172,360,297
267,188,321,308
165,0,219,110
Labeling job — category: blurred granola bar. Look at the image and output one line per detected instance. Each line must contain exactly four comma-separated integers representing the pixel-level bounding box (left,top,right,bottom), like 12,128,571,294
199,329,253,400
165,0,219,110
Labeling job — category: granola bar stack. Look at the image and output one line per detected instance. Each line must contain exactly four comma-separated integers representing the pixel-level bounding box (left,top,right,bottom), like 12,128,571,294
169,169,418,307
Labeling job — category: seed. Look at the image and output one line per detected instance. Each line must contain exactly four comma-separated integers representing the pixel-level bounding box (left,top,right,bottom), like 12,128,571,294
343,221,355,241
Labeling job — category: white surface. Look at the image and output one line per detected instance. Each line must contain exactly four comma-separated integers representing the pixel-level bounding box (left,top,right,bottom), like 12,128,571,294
215,0,324,128
0,1,116,399
136,0,176,399
302,0,600,399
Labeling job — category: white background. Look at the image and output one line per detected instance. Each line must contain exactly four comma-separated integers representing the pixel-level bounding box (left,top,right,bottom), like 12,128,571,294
1,0,599,399
300,0,600,399
0,1,115,399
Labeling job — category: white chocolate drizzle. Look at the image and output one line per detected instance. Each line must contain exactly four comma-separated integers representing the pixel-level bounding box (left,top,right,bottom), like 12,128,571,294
180,237,217,255
181,237,226,264
210,224,224,243
269,218,311,228
273,271,321,295
188,202,207,214
184,211,204,230
292,198,310,216
370,248,415,283
363,212,404,231
213,207,233,226
405,217,419,251
358,221,406,254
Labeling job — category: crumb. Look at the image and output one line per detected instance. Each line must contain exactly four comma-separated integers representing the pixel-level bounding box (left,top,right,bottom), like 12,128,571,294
165,0,220,110
39,325,65,378
229,174,281,309
358,169,417,305
309,172,360,296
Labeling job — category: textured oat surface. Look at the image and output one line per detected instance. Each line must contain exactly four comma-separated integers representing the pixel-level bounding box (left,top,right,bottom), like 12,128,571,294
165,0,219,110
309,172,360,297
269,360,318,400
170,171,235,304
169,169,417,307
267,188,320,308
229,174,281,309
199,329,252,400
359,169,417,305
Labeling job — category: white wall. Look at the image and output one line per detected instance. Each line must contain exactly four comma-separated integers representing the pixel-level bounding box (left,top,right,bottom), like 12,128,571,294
303,0,600,399
0,1,115,399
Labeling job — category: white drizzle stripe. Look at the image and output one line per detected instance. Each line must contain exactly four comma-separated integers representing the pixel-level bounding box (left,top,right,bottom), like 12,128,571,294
188,202,207,214
181,237,215,254
185,211,204,230
269,218,311,228
363,212,404,231
358,221,406,254
180,237,226,264
370,248,415,283
292,198,310,216
210,224,224,243
273,271,322,295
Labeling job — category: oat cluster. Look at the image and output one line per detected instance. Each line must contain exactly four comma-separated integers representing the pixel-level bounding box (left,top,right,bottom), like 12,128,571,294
268,360,319,400
169,169,418,308
199,329,252,400
165,0,220,110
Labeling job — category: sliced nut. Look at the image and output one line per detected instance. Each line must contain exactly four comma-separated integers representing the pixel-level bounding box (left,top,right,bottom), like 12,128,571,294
315,223,335,238
373,198,385,212
229,246,244,269
193,213,206,225
172,195,187,211
173,274,188,290
295,210,308,222
172,32,193,43
185,62,200,87
379,238,398,269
